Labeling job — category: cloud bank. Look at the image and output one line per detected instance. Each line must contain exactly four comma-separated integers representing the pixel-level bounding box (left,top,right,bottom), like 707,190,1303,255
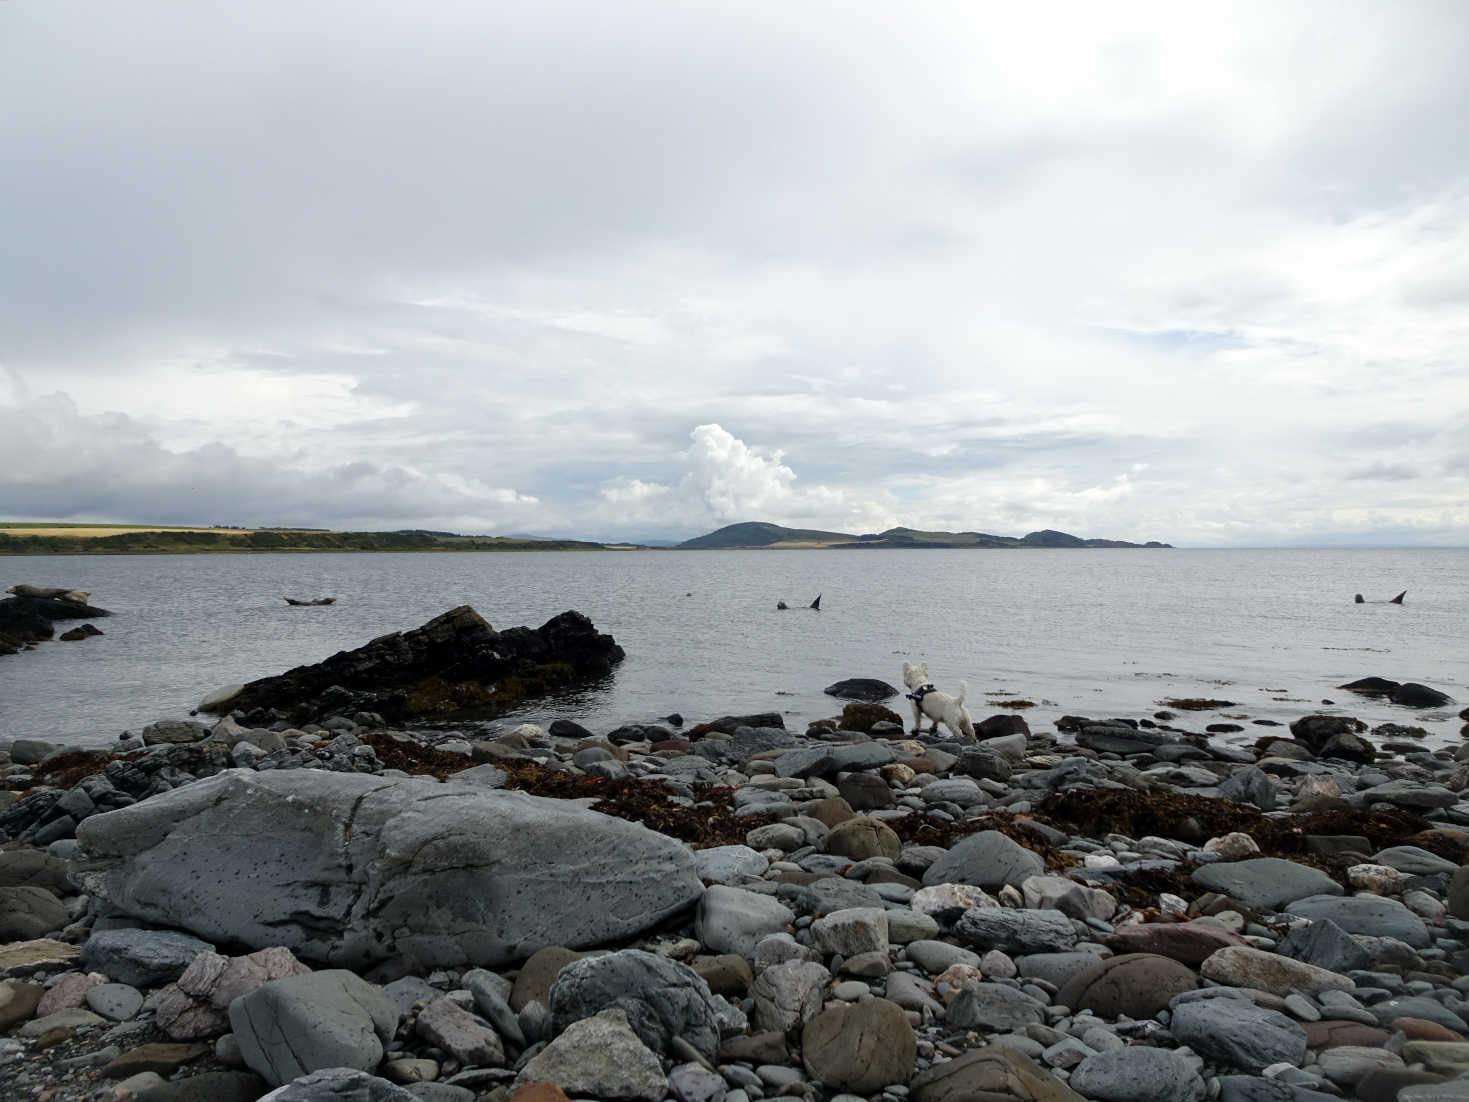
2,2,1467,545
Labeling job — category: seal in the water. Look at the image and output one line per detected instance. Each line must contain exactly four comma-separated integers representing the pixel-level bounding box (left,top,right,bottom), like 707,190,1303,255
776,601,788,610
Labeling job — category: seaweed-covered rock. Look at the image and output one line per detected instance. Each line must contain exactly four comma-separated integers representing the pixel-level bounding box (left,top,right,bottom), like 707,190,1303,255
201,606,623,724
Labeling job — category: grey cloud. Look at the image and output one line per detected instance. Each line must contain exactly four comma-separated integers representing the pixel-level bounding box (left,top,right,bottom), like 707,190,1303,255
1345,463,1420,482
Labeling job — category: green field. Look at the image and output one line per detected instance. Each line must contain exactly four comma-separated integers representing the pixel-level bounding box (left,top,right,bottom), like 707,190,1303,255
0,525,612,555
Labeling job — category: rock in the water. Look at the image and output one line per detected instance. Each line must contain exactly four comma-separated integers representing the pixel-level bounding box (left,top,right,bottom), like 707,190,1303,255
78,769,702,968
204,606,624,725
228,970,396,1087
824,678,899,702
1392,683,1453,708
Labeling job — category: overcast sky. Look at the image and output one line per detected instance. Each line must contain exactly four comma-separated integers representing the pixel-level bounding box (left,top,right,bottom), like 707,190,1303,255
3,2,1467,546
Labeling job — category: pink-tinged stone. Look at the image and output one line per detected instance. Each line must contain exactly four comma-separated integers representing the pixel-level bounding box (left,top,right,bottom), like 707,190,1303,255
1201,945,1355,996
1304,1019,1390,1049
152,946,311,1039
934,964,984,1003
1391,1017,1465,1042
36,972,106,1017
1103,921,1249,965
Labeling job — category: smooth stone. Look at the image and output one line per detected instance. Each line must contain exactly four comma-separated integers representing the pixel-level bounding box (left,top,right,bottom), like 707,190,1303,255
1069,1046,1207,1102
922,831,1044,890
802,997,917,1092
1169,994,1308,1073
228,969,397,1087
1190,858,1343,911
514,1008,667,1102
1056,953,1198,1019
85,983,145,1021
1285,895,1431,948
1200,945,1354,996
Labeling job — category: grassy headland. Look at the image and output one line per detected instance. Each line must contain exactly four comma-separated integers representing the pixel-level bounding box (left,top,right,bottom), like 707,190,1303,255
0,525,611,555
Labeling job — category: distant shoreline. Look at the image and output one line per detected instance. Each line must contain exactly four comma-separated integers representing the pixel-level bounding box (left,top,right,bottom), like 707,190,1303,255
0,520,1172,555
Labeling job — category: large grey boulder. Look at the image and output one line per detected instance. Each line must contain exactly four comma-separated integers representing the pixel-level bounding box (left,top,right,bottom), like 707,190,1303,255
549,949,721,1061
77,769,702,968
229,970,396,1087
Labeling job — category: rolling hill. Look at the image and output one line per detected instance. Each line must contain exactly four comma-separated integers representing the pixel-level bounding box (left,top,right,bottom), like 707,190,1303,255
677,522,1170,549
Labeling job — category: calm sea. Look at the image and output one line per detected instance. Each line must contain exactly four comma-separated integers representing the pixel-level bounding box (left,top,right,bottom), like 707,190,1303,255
1,549,1464,752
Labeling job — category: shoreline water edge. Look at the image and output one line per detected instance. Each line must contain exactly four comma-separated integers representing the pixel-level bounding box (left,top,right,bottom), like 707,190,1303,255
2,608,1469,1101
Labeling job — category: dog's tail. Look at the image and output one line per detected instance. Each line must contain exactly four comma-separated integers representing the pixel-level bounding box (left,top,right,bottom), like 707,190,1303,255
956,680,967,706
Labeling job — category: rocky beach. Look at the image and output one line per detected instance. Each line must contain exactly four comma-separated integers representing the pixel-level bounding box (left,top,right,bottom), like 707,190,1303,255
3,605,1469,1102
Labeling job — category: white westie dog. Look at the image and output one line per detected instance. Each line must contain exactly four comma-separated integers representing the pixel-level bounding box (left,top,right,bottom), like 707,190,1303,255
901,661,975,740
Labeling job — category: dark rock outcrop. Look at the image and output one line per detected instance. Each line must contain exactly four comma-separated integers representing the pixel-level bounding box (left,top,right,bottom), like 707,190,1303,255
203,606,623,725
0,594,112,653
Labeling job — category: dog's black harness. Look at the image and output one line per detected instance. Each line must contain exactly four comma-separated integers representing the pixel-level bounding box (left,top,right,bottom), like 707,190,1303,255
907,683,936,705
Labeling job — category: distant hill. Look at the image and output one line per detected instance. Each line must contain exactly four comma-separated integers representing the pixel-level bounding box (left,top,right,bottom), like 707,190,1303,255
678,522,1170,550
678,522,857,549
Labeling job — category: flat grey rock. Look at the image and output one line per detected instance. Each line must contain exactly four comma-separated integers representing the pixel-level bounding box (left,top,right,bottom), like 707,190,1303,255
953,907,1077,955
1070,1046,1207,1102
78,769,703,968
1190,858,1342,912
922,830,1044,889
945,982,1047,1032
1284,894,1431,948
696,885,795,960
1170,996,1307,1073
230,970,396,1087
80,928,215,987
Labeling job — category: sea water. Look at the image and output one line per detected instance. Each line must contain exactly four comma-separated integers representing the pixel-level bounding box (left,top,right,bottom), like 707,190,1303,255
0,548,1464,751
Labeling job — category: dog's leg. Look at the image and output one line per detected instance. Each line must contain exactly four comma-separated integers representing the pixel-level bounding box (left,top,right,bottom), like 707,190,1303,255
909,701,922,736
